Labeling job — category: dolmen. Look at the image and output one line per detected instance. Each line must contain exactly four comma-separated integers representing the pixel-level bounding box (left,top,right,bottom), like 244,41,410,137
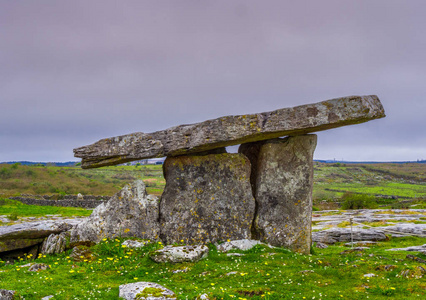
74,95,385,254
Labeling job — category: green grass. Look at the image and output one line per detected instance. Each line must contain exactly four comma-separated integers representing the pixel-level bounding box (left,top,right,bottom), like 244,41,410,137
0,163,165,198
313,163,426,205
0,199,92,220
1,237,425,299
1,162,424,203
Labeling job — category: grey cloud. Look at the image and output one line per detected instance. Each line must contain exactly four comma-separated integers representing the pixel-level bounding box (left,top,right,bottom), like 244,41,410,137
0,0,425,161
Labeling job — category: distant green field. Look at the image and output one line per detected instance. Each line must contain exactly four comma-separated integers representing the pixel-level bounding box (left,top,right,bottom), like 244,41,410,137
0,163,165,198
0,162,424,203
313,163,426,203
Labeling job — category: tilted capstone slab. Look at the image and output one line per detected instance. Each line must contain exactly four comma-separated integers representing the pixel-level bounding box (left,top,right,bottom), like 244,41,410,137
159,151,255,245
239,134,317,254
74,95,385,168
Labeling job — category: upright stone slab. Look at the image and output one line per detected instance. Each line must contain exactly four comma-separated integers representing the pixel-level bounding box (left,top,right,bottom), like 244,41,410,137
239,134,317,254
70,180,160,243
160,152,255,245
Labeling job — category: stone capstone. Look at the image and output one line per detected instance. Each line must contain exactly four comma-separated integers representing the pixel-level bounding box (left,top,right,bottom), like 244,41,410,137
159,153,255,245
74,95,385,168
119,282,176,300
239,135,317,254
70,180,160,243
150,245,209,263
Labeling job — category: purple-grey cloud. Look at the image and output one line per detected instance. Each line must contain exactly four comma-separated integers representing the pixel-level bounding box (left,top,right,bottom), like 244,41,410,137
0,0,425,162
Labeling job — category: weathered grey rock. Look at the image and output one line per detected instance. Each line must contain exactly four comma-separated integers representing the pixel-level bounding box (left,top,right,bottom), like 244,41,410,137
0,221,73,253
159,153,255,245
150,245,209,263
239,135,317,254
387,244,426,252
216,239,263,252
28,263,50,272
0,238,44,253
122,240,150,249
344,241,377,247
374,224,426,237
312,228,387,244
70,180,160,243
74,95,385,168
41,296,54,300
226,253,245,257
0,221,73,241
315,242,328,249
41,231,70,254
119,282,176,300
0,289,16,300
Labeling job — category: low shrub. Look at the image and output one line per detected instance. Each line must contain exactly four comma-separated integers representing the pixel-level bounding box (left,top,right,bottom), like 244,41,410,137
340,192,378,209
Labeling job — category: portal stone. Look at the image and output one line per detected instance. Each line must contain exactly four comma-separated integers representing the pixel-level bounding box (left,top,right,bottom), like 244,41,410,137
70,180,160,243
239,134,317,254
159,153,255,245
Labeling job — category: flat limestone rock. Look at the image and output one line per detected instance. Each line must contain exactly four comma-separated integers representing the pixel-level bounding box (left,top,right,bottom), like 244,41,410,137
312,228,387,244
150,245,209,263
0,221,73,253
74,95,385,168
387,244,426,252
0,238,44,253
159,153,255,245
239,135,317,254
216,239,264,252
70,180,160,243
0,221,73,240
119,282,176,300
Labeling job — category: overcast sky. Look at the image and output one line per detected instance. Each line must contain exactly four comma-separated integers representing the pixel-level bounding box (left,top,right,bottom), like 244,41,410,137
1,0,425,162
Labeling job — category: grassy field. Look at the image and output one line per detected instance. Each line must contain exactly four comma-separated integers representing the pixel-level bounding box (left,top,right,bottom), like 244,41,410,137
0,199,91,224
0,163,165,198
1,162,424,205
0,162,425,299
312,162,425,208
0,236,425,299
